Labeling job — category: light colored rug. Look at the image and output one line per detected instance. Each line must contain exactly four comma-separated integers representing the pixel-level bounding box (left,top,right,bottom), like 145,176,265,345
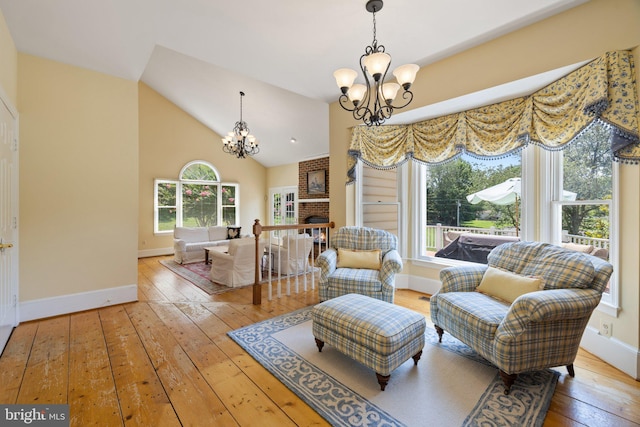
228,307,559,427
159,260,239,295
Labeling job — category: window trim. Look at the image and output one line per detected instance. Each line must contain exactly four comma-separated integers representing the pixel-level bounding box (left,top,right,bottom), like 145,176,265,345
547,150,619,316
154,179,178,234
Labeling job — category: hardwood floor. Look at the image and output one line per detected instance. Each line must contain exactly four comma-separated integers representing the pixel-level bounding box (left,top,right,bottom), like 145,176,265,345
0,255,638,426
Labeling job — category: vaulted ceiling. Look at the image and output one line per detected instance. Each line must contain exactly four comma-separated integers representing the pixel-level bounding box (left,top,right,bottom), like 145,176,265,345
0,0,588,167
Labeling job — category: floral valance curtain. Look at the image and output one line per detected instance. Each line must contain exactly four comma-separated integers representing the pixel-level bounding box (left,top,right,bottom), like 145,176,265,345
347,50,640,184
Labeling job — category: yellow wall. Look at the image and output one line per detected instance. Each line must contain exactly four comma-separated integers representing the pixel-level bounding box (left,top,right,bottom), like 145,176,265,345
138,82,267,251
17,53,139,301
330,0,640,348
266,163,298,189
0,8,16,105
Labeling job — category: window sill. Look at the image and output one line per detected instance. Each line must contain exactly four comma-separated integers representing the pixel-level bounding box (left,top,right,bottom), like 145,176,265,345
596,299,620,318
409,256,483,269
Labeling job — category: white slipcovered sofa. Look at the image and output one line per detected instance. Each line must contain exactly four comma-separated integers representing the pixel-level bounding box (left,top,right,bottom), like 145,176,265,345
173,226,241,264
210,238,267,287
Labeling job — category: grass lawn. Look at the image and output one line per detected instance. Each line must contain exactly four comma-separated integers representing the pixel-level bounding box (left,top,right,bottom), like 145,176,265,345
462,220,497,228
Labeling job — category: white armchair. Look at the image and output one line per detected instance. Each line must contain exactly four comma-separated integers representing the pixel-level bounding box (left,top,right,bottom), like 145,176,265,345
268,233,314,276
209,238,267,287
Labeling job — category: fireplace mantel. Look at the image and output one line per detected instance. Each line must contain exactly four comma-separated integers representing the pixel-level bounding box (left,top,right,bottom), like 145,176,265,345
300,198,329,203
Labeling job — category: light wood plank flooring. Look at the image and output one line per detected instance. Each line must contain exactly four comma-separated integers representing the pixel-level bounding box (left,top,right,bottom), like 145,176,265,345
0,255,638,426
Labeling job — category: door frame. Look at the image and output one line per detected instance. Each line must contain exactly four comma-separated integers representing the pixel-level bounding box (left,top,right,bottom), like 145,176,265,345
0,85,19,353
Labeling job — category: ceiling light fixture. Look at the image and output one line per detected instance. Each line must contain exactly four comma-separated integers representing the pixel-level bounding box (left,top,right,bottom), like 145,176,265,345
221,91,259,158
333,0,419,126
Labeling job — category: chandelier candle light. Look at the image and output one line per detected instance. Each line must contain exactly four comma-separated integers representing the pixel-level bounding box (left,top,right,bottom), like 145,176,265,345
334,0,419,126
222,91,259,158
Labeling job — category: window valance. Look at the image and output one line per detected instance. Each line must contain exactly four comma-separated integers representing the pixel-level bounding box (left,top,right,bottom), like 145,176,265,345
347,51,640,184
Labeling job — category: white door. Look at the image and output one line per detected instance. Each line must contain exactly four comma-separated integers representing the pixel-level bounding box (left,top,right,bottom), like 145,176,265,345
269,186,298,226
0,93,18,353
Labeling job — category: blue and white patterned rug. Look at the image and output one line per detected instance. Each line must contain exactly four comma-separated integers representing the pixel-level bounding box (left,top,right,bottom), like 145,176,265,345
228,307,559,427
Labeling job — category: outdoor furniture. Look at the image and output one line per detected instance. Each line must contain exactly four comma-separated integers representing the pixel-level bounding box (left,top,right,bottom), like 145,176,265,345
311,293,426,391
435,233,520,264
430,241,613,394
316,226,403,303
209,238,267,287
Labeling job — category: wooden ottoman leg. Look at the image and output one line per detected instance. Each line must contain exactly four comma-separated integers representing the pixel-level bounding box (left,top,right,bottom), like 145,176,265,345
376,373,391,391
314,338,324,352
412,350,423,365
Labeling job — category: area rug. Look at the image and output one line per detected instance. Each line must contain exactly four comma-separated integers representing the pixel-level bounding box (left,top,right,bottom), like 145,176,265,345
228,307,559,427
159,259,238,295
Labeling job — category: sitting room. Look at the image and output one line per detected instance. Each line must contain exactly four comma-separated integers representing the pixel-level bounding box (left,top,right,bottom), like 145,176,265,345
0,1,639,426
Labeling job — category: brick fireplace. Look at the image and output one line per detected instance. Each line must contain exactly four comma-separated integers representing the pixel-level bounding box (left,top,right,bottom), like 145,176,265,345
299,157,329,224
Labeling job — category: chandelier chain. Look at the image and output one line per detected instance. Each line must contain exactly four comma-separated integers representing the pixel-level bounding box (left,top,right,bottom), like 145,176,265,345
371,7,377,48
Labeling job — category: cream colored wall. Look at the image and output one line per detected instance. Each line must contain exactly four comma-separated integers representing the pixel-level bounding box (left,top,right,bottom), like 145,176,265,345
17,53,139,301
138,82,267,251
267,163,298,188
330,0,640,348
0,8,17,105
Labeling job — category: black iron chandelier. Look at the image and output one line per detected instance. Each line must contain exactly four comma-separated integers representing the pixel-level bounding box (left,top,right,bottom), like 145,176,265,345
221,91,259,158
333,0,419,126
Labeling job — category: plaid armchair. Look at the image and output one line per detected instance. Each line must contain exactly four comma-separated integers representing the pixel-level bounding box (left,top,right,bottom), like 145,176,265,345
430,241,613,394
316,227,403,303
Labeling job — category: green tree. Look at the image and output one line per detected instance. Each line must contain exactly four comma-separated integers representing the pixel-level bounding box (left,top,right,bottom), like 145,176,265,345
181,163,219,227
562,123,612,237
182,184,217,227
426,160,477,225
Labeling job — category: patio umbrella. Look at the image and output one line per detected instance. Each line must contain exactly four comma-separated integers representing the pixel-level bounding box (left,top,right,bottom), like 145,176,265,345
466,177,577,205
466,177,577,236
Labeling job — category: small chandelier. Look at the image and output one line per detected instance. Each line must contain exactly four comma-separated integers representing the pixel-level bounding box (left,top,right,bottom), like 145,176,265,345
221,91,259,158
333,0,419,126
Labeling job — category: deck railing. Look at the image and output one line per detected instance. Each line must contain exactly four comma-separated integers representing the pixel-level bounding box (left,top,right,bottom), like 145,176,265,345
251,219,335,304
426,223,609,251
426,224,518,251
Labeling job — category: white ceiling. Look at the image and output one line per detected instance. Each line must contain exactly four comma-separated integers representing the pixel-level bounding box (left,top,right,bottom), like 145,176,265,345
0,0,588,167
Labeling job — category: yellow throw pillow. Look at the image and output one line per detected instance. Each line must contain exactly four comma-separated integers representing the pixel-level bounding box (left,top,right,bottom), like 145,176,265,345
476,266,544,303
337,248,382,270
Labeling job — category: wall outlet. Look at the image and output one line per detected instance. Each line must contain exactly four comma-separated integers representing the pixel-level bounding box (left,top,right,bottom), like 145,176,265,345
599,321,612,337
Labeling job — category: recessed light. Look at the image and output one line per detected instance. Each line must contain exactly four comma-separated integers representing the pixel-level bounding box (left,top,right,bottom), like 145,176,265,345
290,137,297,143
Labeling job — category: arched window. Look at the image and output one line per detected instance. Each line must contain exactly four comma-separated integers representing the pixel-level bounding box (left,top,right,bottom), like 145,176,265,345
154,161,239,232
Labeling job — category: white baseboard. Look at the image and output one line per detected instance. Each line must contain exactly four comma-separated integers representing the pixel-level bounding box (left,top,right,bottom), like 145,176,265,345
394,273,409,289
395,274,441,296
138,247,173,258
19,284,138,323
581,325,639,379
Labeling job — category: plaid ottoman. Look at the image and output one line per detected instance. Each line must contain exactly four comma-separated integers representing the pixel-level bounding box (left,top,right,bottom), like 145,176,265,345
311,293,426,391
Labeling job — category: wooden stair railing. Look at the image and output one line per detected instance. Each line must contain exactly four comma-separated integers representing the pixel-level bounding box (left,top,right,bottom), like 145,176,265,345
252,219,335,304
